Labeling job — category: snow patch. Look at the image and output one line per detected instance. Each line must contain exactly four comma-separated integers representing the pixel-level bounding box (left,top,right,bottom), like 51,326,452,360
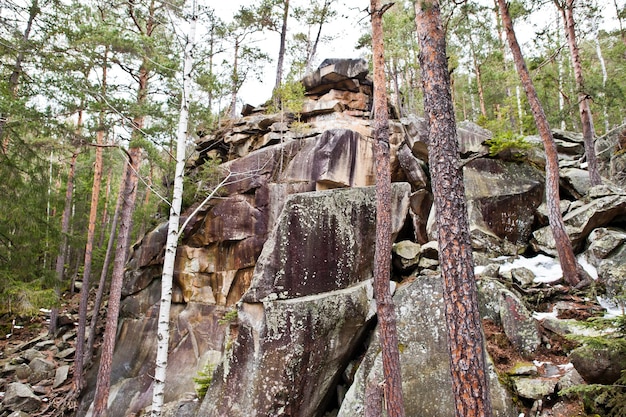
597,296,626,318
532,305,558,321
498,254,562,283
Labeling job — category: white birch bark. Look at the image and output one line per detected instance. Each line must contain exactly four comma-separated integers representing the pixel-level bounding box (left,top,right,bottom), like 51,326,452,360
151,6,197,416
594,23,609,133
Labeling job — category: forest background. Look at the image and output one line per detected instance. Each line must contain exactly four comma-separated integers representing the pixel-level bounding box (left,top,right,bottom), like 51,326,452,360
0,0,624,320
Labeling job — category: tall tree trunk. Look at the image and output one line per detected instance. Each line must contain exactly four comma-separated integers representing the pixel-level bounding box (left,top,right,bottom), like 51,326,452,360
98,166,113,248
614,0,626,47
1,0,39,152
305,0,333,73
86,166,124,364
93,60,149,416
74,44,108,393
50,150,79,336
497,0,582,286
593,24,609,134
369,2,405,417
558,0,602,185
274,0,289,93
414,2,493,417
469,36,487,119
151,8,196,416
229,41,240,119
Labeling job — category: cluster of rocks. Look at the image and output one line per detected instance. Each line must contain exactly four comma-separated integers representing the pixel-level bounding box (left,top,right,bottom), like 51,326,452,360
0,325,77,416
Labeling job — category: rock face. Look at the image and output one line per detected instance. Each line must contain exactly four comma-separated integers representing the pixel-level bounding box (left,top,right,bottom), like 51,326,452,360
66,58,626,417
337,274,517,417
198,185,410,417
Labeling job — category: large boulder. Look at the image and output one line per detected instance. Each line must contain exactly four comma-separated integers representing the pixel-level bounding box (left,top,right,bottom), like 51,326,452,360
243,184,411,302
429,158,544,255
337,275,517,417
198,281,375,417
532,191,626,254
2,382,42,413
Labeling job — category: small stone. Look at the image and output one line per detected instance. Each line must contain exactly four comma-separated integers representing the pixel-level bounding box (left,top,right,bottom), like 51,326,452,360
55,347,75,360
3,382,42,413
509,362,538,376
53,365,70,388
512,377,558,400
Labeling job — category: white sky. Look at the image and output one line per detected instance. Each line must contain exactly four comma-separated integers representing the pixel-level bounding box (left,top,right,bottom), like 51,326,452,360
208,0,621,108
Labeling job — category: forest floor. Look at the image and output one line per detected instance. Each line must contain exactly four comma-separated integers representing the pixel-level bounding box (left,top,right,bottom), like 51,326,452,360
0,287,593,416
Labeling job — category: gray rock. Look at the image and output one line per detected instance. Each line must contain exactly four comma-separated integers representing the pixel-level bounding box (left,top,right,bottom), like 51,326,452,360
500,292,541,357
28,357,56,384
512,377,558,400
569,345,626,384
53,365,70,388
392,240,421,272
457,120,491,156
3,382,42,413
337,275,517,417
560,167,591,199
198,280,375,417
532,194,626,254
557,367,585,393
586,227,626,261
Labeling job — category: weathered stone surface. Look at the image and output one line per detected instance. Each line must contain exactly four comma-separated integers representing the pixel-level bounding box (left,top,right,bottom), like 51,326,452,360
428,158,543,255
302,58,370,93
532,194,626,254
560,167,591,199
511,377,558,400
409,189,433,243
198,281,375,417
586,227,626,261
457,120,491,156
3,382,42,413
243,184,410,302
282,129,375,190
500,292,541,357
397,143,428,189
337,275,517,417
28,357,55,384
570,344,626,384
392,240,421,272
80,282,231,416
53,365,70,388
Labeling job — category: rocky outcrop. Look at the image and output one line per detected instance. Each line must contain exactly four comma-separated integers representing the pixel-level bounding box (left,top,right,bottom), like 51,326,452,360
337,274,517,417
59,58,626,417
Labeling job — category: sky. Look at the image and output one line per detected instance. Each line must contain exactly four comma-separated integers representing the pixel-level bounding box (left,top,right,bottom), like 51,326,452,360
208,0,621,109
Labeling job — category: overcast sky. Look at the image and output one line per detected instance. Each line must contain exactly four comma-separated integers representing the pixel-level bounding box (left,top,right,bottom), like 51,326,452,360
208,0,620,108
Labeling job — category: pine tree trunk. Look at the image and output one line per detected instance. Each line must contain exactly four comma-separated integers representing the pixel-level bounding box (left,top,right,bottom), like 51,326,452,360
93,60,149,415
370,2,405,417
0,0,39,152
86,165,125,364
497,0,581,286
414,2,493,417
151,9,196,416
274,0,289,93
559,0,601,185
50,150,79,336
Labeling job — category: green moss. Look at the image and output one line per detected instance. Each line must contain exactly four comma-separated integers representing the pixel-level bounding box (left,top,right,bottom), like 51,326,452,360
218,308,238,326
485,131,532,158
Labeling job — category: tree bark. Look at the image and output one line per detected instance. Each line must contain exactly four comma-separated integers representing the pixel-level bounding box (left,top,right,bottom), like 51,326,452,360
414,2,493,417
1,0,39,152
274,0,289,93
93,52,150,415
370,2,405,417
497,0,581,286
558,0,602,185
151,7,196,416
86,167,123,364
50,150,78,336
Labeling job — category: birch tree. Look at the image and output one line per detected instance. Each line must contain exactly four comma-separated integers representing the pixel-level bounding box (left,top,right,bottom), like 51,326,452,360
370,1,405,416
414,1,493,416
151,4,197,415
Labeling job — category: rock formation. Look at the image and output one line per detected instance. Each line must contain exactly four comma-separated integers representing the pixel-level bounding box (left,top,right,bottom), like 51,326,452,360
2,58,626,417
